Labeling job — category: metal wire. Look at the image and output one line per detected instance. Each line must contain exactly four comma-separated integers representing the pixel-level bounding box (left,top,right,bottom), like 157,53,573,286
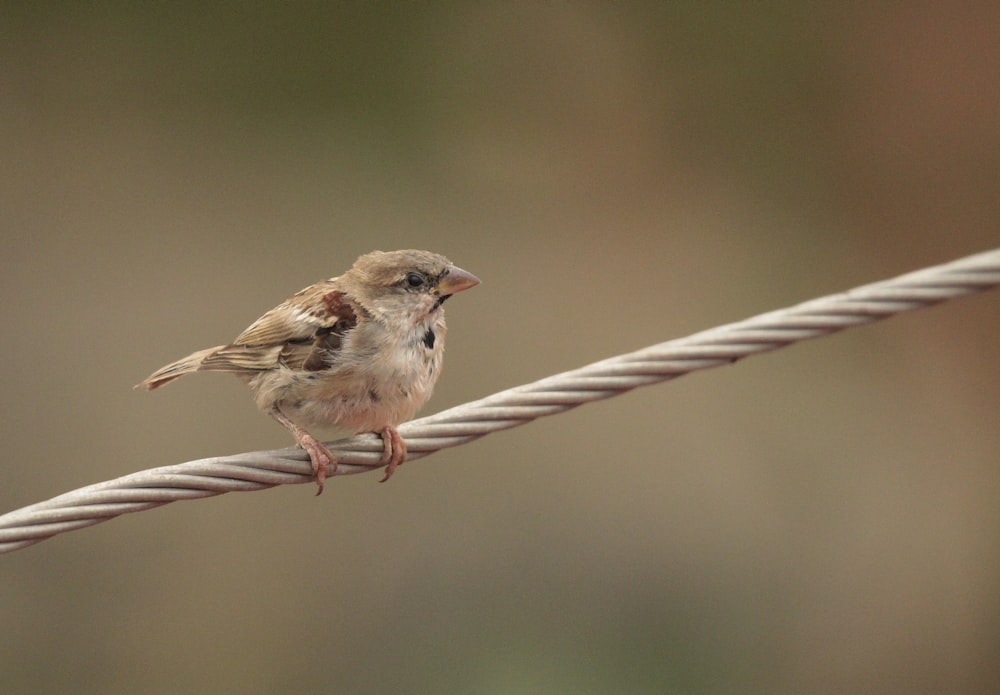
2,248,998,555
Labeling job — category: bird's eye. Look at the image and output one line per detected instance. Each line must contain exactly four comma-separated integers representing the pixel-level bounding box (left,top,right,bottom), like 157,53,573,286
405,272,425,288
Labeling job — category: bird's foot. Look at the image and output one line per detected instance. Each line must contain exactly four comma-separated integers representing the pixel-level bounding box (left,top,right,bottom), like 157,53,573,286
378,426,407,483
298,433,337,495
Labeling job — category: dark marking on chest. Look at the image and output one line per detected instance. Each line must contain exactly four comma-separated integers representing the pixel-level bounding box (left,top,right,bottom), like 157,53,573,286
422,328,436,350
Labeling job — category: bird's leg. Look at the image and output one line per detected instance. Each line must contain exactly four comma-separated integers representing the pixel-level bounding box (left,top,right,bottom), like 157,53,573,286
269,407,336,495
378,426,407,483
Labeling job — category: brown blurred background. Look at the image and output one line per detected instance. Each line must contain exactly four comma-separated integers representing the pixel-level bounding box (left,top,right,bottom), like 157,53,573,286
2,3,998,693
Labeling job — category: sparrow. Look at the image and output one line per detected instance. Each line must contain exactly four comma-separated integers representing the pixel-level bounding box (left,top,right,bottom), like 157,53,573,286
136,249,479,494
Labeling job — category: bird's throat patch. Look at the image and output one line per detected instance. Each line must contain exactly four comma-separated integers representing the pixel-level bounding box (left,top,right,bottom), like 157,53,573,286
422,328,436,349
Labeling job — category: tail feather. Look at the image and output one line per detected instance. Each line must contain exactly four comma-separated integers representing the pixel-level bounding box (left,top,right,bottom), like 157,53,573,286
134,346,227,390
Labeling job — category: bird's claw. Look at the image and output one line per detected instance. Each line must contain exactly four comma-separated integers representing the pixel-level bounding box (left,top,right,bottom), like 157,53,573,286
378,427,407,483
299,434,337,495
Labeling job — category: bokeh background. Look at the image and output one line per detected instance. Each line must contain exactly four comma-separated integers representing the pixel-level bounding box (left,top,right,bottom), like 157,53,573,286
2,3,998,693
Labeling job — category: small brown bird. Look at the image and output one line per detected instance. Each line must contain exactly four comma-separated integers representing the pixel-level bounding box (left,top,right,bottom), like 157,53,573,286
136,249,479,494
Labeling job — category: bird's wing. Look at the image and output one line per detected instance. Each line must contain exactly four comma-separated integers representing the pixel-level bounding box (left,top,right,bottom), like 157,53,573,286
137,281,362,387
200,281,360,372
234,281,345,345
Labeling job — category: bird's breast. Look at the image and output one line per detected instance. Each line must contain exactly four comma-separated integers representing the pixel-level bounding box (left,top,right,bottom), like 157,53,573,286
255,315,447,433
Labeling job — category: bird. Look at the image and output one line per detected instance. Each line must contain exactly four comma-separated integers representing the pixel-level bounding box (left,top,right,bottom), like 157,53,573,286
136,249,479,494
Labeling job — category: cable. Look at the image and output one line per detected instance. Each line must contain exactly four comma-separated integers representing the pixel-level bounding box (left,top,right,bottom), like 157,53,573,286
2,248,998,554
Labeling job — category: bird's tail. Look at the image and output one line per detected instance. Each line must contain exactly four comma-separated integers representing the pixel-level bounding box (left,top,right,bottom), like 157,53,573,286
134,346,227,390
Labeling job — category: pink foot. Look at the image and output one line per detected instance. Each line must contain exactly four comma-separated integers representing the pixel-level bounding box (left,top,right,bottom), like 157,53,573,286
299,433,337,495
378,426,407,483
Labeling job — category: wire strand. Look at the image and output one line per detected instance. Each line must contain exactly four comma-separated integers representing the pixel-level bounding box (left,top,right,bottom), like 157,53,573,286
2,248,998,554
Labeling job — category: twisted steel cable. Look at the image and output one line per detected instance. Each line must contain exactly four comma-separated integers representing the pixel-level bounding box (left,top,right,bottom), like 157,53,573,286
2,248,998,555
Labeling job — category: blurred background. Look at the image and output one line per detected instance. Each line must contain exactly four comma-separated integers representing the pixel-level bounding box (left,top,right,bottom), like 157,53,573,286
2,3,998,693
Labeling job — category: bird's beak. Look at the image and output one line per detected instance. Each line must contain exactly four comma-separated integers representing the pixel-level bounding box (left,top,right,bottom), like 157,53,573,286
438,265,480,296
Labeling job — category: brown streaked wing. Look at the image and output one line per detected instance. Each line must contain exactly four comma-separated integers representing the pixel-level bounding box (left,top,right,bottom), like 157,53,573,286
232,281,351,347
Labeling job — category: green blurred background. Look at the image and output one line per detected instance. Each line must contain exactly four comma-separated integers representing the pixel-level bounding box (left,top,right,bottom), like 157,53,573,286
2,3,998,693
